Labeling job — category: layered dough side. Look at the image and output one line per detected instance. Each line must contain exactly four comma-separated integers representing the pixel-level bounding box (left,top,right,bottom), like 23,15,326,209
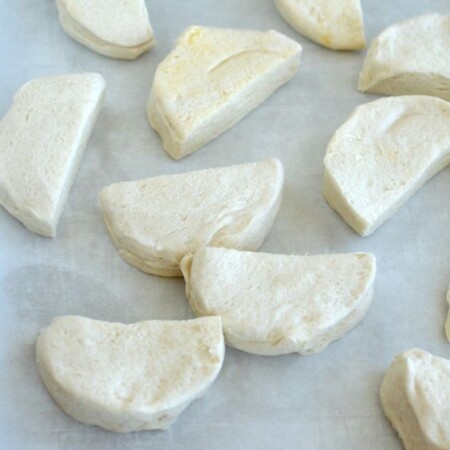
147,26,302,159
56,0,154,59
99,159,284,277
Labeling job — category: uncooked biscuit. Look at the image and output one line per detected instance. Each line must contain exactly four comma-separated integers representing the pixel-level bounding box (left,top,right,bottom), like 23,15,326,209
381,348,450,450
359,14,450,100
181,247,376,356
36,316,224,432
275,0,366,50
0,73,105,236
56,0,154,59
99,159,284,277
147,26,302,159
324,96,450,236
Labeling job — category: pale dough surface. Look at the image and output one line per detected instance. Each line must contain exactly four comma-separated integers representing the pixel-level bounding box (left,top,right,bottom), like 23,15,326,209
324,95,450,236
36,316,224,432
274,0,366,50
3,0,450,448
381,348,450,450
56,0,154,59
147,26,302,159
0,73,105,237
359,14,450,100
99,159,284,277
181,247,376,356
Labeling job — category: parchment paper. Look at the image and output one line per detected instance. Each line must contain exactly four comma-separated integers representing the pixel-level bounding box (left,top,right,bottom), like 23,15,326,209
1,0,449,449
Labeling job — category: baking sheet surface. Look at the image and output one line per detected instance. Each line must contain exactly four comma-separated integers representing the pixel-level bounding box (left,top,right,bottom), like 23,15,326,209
1,1,450,449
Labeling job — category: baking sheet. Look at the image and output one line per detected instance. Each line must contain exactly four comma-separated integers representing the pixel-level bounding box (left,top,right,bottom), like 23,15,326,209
1,0,450,449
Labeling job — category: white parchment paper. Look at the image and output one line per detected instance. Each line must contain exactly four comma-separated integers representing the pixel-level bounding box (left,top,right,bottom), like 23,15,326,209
0,0,449,449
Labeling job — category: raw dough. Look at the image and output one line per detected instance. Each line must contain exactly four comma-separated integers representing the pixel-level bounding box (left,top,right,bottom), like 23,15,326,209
0,73,105,236
36,316,224,432
56,0,154,59
324,95,450,236
99,159,284,277
274,0,366,50
381,348,450,450
181,248,376,356
358,14,450,100
147,26,302,160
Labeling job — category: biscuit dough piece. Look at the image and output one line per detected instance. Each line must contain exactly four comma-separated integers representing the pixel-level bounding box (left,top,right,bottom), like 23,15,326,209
56,0,154,59
147,26,302,160
181,248,376,356
0,73,105,236
359,14,450,100
324,96,450,236
274,0,366,50
381,348,450,450
99,159,284,277
36,316,224,432
445,283,450,341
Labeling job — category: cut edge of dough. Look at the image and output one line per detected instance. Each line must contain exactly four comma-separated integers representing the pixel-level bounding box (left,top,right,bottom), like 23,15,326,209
48,74,106,236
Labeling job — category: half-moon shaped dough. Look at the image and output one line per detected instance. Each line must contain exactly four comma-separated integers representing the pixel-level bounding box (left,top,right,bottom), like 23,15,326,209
56,0,154,59
181,247,376,356
358,14,450,100
324,96,450,236
0,73,105,236
99,159,284,277
36,316,224,432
